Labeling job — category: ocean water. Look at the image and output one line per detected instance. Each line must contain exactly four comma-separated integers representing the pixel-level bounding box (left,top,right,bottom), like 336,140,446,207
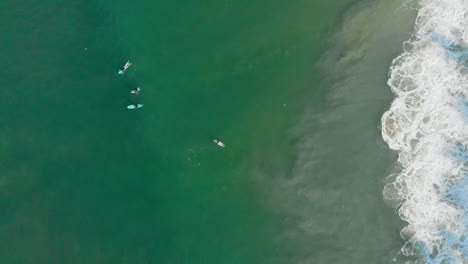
382,0,468,263
273,0,417,263
0,0,428,264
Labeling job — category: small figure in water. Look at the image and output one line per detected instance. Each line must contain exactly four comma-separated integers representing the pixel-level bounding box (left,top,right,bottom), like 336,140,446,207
131,87,141,95
127,103,143,109
213,139,225,147
118,61,132,75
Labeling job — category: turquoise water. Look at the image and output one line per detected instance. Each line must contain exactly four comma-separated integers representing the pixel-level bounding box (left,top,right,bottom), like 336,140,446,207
0,0,416,263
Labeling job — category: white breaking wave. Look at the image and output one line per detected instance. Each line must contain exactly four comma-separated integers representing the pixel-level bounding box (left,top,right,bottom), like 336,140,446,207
382,0,468,263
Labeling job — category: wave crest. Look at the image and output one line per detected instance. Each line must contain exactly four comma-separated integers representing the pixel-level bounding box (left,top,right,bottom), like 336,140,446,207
382,0,468,263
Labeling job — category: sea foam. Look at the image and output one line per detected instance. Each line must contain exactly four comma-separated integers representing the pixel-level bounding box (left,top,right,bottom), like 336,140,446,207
382,0,468,263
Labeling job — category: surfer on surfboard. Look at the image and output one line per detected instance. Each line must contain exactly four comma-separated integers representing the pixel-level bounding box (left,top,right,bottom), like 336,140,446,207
213,139,225,147
127,104,143,110
118,61,132,75
131,87,141,95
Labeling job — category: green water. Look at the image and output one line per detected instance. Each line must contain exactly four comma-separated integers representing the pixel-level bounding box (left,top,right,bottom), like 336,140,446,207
0,0,416,263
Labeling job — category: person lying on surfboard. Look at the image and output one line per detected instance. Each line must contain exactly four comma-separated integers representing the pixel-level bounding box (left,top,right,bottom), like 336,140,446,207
118,61,132,75
131,87,141,95
213,139,225,147
127,103,143,109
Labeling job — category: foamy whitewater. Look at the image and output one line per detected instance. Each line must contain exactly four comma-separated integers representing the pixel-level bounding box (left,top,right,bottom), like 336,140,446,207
382,0,468,263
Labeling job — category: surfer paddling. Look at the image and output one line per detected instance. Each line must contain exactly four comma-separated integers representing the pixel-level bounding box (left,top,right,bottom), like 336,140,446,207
118,61,132,75
127,104,143,110
131,87,141,95
213,139,225,147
